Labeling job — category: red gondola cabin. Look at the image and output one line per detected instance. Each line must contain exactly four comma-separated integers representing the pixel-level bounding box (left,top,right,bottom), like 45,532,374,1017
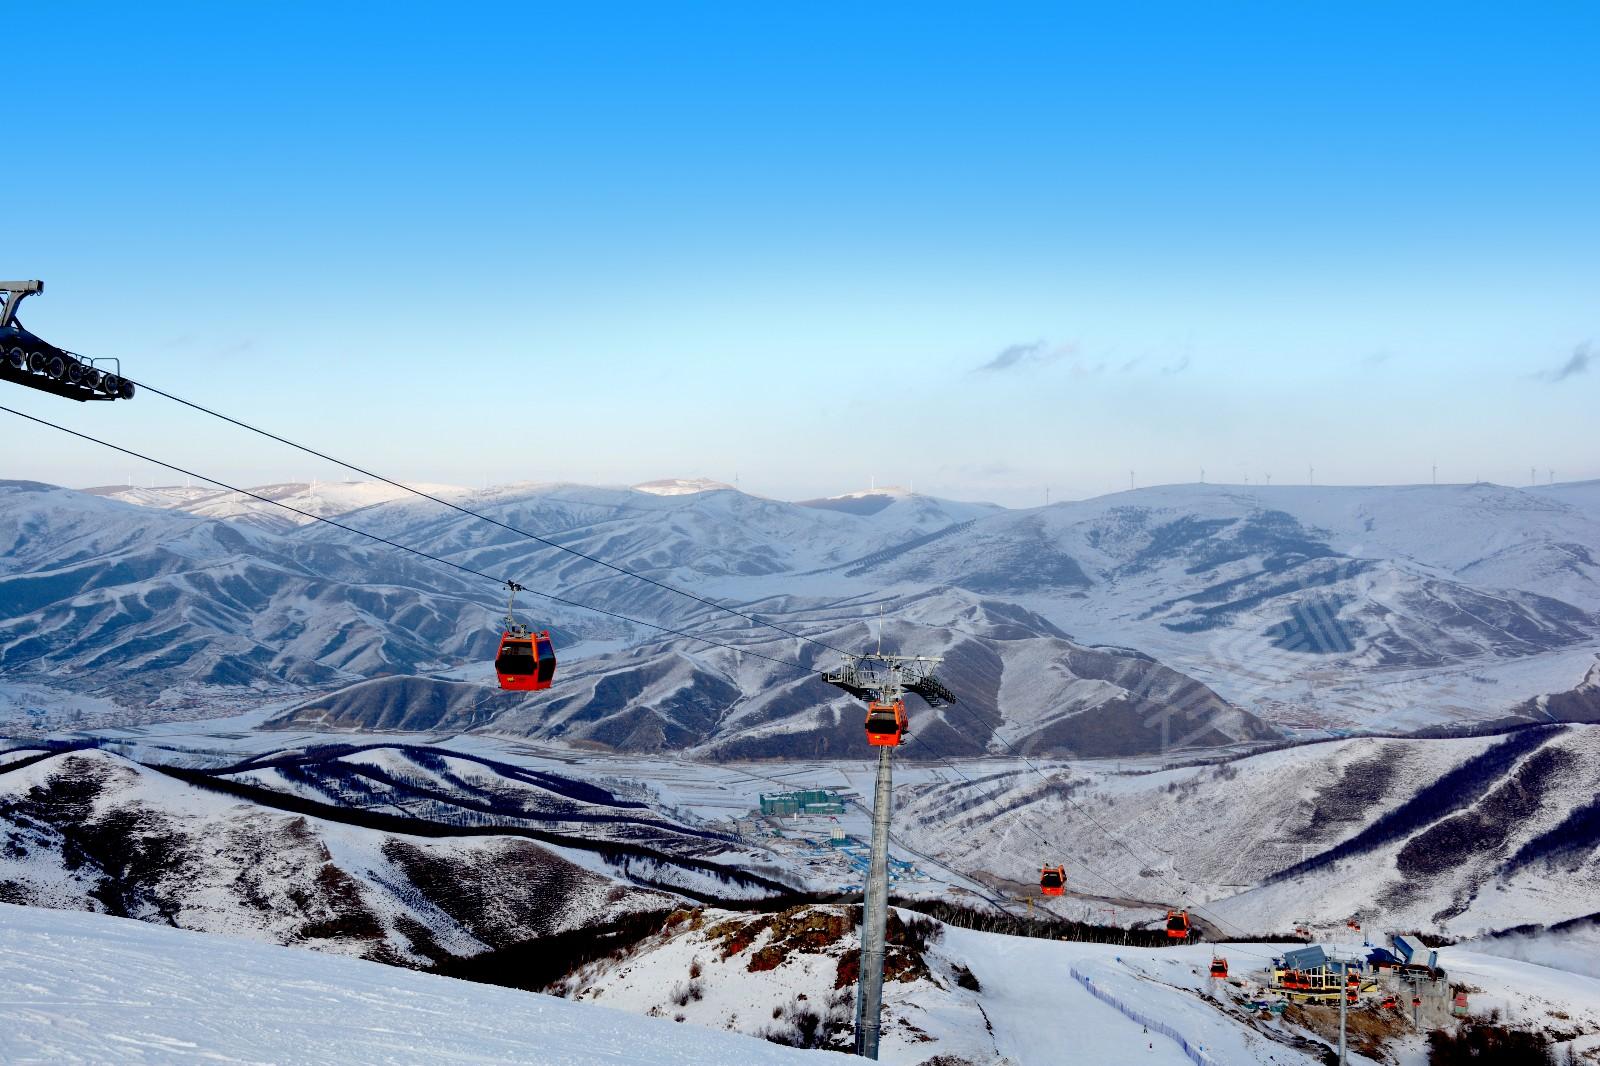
496,629,556,691
1165,910,1190,940
1209,957,1228,980
1039,865,1066,896
864,699,907,747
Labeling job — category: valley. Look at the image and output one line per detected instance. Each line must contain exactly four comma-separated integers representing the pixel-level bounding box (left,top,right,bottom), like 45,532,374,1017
4,475,1599,1062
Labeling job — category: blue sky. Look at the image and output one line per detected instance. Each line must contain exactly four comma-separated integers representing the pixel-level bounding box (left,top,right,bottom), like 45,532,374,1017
4,2,1596,505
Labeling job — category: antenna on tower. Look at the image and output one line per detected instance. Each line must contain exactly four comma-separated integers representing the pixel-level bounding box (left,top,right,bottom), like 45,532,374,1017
1308,464,1314,486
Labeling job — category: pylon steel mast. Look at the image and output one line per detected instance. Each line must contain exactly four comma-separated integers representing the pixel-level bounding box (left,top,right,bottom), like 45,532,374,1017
825,651,949,1060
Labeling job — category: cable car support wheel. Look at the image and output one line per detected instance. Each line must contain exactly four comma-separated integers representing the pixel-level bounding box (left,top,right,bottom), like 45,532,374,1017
1,282,137,402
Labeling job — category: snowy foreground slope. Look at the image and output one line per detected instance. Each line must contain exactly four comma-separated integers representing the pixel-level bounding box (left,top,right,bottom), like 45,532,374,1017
0,902,1323,1066
557,903,1329,1065
8,902,1598,1066
0,903,824,1066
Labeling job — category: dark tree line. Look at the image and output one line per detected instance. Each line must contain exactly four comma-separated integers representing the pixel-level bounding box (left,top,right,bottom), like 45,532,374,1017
889,896,1173,947
1267,726,1563,882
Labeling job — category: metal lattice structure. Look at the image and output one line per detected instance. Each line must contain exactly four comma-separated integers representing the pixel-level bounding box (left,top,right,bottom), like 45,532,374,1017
823,652,953,708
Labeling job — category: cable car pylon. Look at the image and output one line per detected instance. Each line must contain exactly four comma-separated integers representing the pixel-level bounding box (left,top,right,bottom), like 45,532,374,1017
824,650,951,1060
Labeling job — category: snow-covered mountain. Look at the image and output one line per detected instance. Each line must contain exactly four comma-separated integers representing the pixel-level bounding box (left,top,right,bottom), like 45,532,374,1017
633,477,738,496
271,590,1274,758
5,476,1598,746
6,721,1600,1061
892,723,1600,941
814,482,1600,729
85,479,472,531
0,480,500,703
1,479,1272,756
0,745,823,971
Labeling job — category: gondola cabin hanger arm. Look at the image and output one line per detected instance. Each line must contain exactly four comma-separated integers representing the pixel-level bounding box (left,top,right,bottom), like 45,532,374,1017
494,580,556,691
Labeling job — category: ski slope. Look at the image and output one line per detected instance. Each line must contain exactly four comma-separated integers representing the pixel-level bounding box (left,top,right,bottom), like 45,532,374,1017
0,903,825,1066
0,901,1314,1066
5,896,1599,1063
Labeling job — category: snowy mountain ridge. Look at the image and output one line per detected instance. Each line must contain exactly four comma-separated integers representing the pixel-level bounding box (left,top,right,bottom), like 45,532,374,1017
4,476,1598,747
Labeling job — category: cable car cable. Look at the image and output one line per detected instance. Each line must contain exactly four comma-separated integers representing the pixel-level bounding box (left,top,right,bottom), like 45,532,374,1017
0,404,822,676
120,375,854,658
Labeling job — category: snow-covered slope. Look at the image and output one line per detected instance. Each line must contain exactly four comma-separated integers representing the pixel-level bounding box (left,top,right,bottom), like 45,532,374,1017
1532,478,1600,524
0,480,605,705
892,724,1600,940
85,479,471,530
0,748,680,963
555,899,1600,1064
272,591,1275,758
825,483,1600,729
5,898,1595,1066
0,902,830,1066
633,477,738,496
549,902,1335,1064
